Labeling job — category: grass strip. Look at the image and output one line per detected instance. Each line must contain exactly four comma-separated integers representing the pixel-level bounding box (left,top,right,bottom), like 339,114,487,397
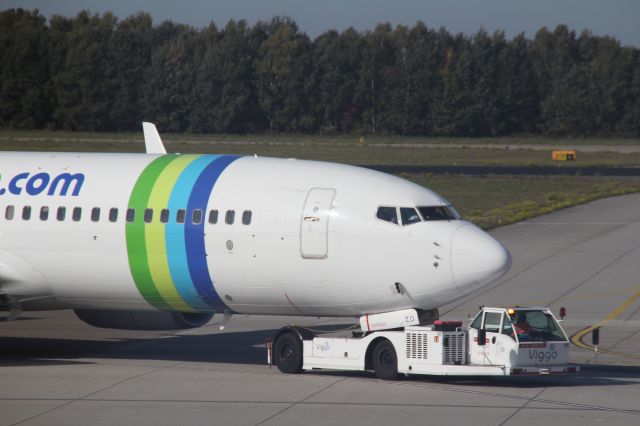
404,174,640,229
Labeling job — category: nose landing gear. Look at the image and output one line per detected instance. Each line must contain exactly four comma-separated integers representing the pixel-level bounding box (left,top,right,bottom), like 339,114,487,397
0,294,22,321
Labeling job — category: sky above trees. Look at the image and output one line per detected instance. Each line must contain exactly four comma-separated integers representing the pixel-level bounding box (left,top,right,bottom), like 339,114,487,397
5,0,640,47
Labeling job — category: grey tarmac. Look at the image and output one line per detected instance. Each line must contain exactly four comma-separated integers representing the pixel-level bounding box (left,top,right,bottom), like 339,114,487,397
2,193,640,426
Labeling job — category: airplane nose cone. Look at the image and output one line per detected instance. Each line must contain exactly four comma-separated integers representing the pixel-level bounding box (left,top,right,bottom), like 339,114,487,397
450,224,511,294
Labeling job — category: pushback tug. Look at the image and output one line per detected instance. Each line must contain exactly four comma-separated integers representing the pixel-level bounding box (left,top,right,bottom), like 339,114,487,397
270,306,579,379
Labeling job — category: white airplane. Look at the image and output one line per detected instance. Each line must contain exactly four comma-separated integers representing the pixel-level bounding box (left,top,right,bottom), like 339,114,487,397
0,123,511,330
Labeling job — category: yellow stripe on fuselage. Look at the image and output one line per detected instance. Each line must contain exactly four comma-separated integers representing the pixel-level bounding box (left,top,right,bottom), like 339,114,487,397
145,154,201,311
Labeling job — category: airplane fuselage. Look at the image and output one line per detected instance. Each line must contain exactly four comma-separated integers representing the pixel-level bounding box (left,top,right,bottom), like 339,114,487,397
0,152,511,318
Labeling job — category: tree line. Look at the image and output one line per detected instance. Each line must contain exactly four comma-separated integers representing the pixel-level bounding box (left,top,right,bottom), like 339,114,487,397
1,8,639,136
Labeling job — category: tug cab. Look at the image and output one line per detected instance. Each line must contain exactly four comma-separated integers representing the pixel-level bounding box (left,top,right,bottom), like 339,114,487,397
467,307,573,374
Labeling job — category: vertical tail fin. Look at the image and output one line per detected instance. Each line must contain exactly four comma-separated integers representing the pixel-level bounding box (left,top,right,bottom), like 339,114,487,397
142,122,167,154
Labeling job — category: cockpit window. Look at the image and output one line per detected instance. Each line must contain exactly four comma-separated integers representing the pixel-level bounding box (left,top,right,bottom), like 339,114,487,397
376,206,398,225
378,205,460,226
418,206,459,221
400,207,421,226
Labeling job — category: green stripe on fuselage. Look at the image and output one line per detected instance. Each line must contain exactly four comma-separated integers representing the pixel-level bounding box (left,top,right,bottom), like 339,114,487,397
126,155,177,310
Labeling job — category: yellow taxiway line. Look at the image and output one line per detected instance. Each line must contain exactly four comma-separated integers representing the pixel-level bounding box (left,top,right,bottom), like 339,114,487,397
570,289,640,359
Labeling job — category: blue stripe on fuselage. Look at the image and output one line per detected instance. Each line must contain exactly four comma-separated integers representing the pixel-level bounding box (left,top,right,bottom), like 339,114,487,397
185,155,240,311
165,155,222,310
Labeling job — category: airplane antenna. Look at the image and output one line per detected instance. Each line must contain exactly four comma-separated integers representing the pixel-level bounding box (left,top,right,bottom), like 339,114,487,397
142,122,167,154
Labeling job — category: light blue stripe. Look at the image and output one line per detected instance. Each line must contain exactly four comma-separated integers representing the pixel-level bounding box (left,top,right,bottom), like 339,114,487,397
166,155,222,310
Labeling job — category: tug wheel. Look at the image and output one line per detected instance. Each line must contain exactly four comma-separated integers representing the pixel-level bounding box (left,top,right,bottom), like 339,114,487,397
274,331,303,374
372,339,398,380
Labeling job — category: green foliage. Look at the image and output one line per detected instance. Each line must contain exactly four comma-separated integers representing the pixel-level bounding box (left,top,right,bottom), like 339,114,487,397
49,11,118,131
254,17,313,132
0,9,639,136
311,28,364,133
108,12,154,131
0,9,51,128
142,22,200,132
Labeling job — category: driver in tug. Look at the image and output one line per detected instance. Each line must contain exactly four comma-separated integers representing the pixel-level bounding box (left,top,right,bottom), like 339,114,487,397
514,313,532,341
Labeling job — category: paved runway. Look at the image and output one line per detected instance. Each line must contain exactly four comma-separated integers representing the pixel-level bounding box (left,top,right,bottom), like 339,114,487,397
2,194,640,425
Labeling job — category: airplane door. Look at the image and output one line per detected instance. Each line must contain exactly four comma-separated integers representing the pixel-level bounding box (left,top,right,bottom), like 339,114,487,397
300,188,336,259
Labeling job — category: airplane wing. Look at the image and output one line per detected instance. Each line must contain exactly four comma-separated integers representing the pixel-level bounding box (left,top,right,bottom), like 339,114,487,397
0,250,52,320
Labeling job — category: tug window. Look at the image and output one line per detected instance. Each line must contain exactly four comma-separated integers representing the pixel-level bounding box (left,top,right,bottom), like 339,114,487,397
5,205,14,220
160,209,170,223
509,310,568,342
72,207,82,222
376,206,398,224
418,206,458,221
225,210,235,225
400,207,421,226
502,317,515,336
483,312,502,333
126,208,135,223
176,209,186,224
192,209,203,225
144,208,153,223
242,210,252,225
91,207,101,222
109,208,118,222
40,206,49,221
470,313,482,330
22,206,31,220
57,207,66,221
208,209,218,224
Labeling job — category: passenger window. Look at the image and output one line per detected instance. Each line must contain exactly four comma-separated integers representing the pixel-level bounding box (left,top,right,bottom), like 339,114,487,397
144,208,153,223
376,206,398,224
126,208,135,223
57,206,66,221
22,206,31,220
72,207,82,222
225,210,235,224
242,210,252,225
5,205,14,220
160,209,170,223
176,209,186,224
91,207,100,222
483,312,502,333
208,209,218,224
109,208,118,222
192,209,203,225
40,206,49,221
400,207,421,226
